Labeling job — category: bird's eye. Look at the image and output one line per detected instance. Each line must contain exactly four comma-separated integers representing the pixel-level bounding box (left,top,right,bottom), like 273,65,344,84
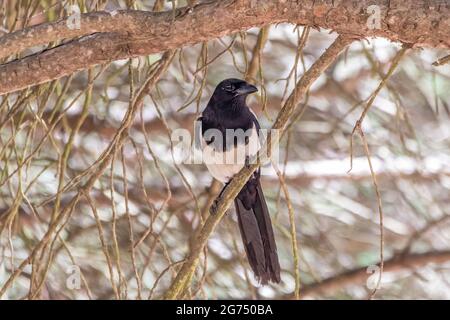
223,84,234,92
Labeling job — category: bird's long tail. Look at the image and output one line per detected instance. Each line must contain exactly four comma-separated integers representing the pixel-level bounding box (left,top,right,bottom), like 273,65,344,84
234,177,281,284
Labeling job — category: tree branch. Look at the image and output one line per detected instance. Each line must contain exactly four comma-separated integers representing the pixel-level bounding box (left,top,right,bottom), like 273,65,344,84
291,251,450,298
0,0,449,95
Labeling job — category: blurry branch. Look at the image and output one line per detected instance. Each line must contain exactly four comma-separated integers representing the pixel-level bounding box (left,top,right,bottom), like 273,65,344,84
153,0,165,12
1,0,449,94
282,170,450,185
0,51,174,298
245,26,270,84
401,214,450,255
187,0,198,7
274,165,300,299
288,251,450,299
350,44,410,154
349,44,409,298
163,35,354,300
432,54,450,66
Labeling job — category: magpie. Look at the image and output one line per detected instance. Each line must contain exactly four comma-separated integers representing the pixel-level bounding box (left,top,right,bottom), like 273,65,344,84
197,78,281,284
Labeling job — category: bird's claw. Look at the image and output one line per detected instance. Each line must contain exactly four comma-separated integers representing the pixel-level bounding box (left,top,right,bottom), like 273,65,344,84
209,199,219,215
245,155,251,169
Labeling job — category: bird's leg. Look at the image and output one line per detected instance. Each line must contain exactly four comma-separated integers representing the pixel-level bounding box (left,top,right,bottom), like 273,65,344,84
246,155,261,178
245,155,251,169
253,168,260,179
210,182,229,215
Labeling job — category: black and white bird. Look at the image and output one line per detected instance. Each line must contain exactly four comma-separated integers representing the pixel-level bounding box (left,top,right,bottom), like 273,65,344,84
197,78,281,284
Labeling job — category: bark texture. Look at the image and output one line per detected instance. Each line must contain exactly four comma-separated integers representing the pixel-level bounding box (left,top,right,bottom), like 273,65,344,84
0,0,449,95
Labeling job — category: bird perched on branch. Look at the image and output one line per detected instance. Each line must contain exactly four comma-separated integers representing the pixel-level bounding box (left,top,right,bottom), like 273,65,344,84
197,78,281,284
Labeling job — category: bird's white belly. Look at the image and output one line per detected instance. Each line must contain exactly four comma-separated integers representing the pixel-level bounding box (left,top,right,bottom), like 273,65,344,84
205,162,243,183
202,124,260,183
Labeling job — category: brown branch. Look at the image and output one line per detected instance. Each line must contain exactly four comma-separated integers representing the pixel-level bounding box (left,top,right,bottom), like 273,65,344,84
433,54,450,66
162,35,354,300
245,25,270,83
0,0,449,95
287,251,450,298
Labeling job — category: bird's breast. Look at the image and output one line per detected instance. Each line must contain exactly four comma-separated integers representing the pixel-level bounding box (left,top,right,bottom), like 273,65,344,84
202,123,260,183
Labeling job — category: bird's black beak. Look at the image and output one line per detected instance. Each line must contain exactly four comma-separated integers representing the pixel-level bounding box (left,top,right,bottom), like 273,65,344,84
236,83,258,96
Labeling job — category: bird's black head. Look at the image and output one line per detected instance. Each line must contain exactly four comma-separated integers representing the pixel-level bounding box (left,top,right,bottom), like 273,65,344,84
211,78,258,105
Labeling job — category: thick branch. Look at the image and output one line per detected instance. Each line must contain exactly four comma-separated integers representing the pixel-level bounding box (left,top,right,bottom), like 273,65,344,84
0,0,449,95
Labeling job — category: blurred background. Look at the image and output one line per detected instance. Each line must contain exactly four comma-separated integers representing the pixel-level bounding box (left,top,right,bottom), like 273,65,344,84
1,0,450,299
